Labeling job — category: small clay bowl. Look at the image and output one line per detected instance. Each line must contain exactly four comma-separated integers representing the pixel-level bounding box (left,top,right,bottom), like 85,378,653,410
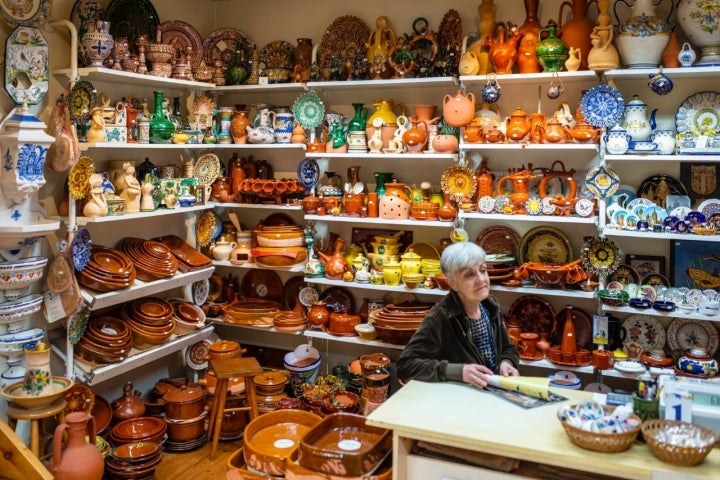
354,323,377,340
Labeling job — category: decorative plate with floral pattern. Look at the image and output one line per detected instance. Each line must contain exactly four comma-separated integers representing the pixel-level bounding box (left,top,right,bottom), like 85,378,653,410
667,318,719,355
621,314,666,351
585,165,620,199
580,84,625,128
581,236,621,276
67,80,97,123
293,92,325,129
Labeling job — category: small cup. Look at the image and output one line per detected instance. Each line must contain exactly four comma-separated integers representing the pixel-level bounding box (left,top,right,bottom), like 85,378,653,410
548,347,563,362
575,349,590,364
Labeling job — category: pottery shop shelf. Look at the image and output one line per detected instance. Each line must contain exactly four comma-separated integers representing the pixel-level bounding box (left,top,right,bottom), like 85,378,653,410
53,67,216,90
0,218,61,235
459,212,598,224
459,70,597,88
303,329,404,351
77,142,307,152
209,201,303,211
49,325,215,385
600,304,720,323
55,204,212,225
304,277,448,297
519,357,645,380
212,260,305,272
307,77,457,105
605,65,720,81
602,227,720,242
491,285,596,299
303,215,451,228
80,266,214,311
312,152,457,161
604,153,720,162
214,83,307,94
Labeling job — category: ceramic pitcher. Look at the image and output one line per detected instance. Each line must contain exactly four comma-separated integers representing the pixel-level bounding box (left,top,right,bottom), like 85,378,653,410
50,412,104,480
622,95,657,142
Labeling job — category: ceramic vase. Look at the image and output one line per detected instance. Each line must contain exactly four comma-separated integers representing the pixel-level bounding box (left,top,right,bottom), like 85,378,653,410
22,343,51,396
308,301,331,330
536,23,569,72
560,306,577,356
227,44,249,85
149,91,174,144
677,0,720,66
82,21,114,68
678,42,698,66
230,110,251,144
662,31,681,68
50,412,104,480
557,0,597,70
517,0,542,73
614,0,673,68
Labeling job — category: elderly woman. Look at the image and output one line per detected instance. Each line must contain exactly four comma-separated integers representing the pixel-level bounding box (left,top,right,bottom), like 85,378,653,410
397,242,519,388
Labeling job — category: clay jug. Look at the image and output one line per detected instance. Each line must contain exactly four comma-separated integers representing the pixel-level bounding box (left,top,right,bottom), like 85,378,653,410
517,0,543,72
291,122,306,143
536,23,570,72
402,116,428,153
662,31,681,68
505,107,531,143
560,306,577,355
231,109,251,144
308,301,331,330
475,159,495,200
443,89,476,127
367,99,404,126
557,0,598,70
317,237,350,280
50,412,104,480
538,114,569,143
437,192,457,222
469,0,497,75
111,381,146,421
482,23,522,74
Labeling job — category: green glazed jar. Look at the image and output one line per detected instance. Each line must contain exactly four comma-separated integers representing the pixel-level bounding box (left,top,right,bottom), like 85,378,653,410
535,23,569,72
149,91,175,144
347,103,368,131
226,44,249,85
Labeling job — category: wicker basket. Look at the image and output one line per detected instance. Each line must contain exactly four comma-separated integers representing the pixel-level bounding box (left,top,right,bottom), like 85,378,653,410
641,419,719,467
557,409,641,453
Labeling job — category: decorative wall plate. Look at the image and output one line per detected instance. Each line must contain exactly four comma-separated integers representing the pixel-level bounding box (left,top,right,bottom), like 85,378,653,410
72,227,92,272
614,361,646,373
0,0,51,28
67,80,97,123
475,225,520,256
525,197,542,215
638,174,688,206
259,40,295,69
440,164,476,202
4,26,49,105
675,91,720,142
621,314,666,351
581,236,621,276
517,226,573,264
283,275,307,310
584,165,620,199
298,286,319,307
607,263,640,286
106,0,159,52
202,28,255,72
240,269,283,302
196,210,221,247
191,278,209,305
293,92,324,129
192,95,215,129
640,273,670,288
698,199,720,217
159,20,204,68
494,194,511,213
67,155,95,200
667,318,719,356
477,195,495,213
575,198,595,217
318,15,370,70
508,295,556,336
296,158,320,190
194,153,221,185
580,84,625,128
319,286,355,313
541,197,557,215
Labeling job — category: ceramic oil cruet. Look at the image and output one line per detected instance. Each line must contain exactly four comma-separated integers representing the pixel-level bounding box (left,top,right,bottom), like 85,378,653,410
622,94,657,142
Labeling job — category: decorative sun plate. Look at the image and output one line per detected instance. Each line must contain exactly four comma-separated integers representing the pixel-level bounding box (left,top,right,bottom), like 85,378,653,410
194,153,221,185
292,92,325,129
517,226,573,264
196,210,221,248
585,164,620,199
581,236,622,276
667,318,719,356
621,314,666,351
440,164,476,202
580,84,625,128
68,155,95,200
67,80,97,123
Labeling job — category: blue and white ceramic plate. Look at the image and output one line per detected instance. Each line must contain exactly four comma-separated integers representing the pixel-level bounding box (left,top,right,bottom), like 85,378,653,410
293,92,325,129
580,84,625,128
72,227,92,272
296,157,320,191
584,165,620,198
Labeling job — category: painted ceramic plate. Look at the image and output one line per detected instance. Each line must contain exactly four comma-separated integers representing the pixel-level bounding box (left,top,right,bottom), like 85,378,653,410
517,226,573,264
192,95,215,130
477,195,495,213
640,273,670,288
584,165,620,199
192,278,210,305
4,27,49,105
293,92,325,129
202,27,255,72
318,15,369,70
621,314,666,351
580,84,625,128
607,263,640,286
72,227,92,272
283,276,307,310
581,236,621,276
508,295,556,336
319,286,355,313
106,0,159,52
554,306,592,350
494,194,511,213
525,197,542,215
667,318,719,355
296,158,320,191
259,40,295,70
194,153,221,185
184,334,219,370
63,382,95,414
614,361,646,373
298,286,319,307
0,0,51,28
698,199,720,217
67,80,97,123
68,155,96,200
207,274,223,302
638,175,688,206
475,225,520,257
575,198,595,217
541,196,557,215
196,210,221,248
240,269,284,302
440,164,476,202
159,20,204,68
675,91,720,137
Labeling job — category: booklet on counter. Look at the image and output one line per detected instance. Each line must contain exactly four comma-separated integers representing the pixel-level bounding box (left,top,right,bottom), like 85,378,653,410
484,375,567,409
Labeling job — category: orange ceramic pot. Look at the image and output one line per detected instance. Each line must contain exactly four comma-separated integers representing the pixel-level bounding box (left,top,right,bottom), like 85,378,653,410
442,89,475,127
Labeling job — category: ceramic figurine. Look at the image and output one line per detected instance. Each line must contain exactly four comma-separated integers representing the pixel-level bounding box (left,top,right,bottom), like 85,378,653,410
83,173,107,218
115,162,141,213
86,107,106,143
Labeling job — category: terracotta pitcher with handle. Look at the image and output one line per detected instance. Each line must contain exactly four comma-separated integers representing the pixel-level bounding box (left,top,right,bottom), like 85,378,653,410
51,411,104,480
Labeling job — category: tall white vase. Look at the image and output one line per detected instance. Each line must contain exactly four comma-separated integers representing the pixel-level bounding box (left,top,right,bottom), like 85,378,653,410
677,0,720,65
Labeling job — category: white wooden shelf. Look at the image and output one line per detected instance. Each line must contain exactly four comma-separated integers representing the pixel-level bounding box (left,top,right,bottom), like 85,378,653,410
209,202,303,211
605,153,720,162
0,219,61,235
53,67,215,89
460,212,598,224
304,277,448,297
460,142,599,152
214,83,307,94
308,152,457,161
601,304,720,323
303,329,404,350
49,325,215,385
605,65,720,80
212,260,305,272
602,228,719,242
80,266,214,311
303,215,452,228
78,142,307,152
459,70,597,87
520,357,646,380
491,285,596,299
54,204,211,225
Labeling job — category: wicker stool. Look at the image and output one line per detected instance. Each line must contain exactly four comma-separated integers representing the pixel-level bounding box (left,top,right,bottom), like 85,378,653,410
6,398,66,458
207,356,263,460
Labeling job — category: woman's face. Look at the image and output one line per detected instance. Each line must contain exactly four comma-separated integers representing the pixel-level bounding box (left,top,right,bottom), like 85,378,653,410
447,262,490,303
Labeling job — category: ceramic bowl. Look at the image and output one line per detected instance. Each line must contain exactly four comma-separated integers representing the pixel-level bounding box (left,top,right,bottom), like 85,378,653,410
432,274,450,290
1,376,73,409
597,289,629,307
354,323,377,340
110,416,167,445
0,256,47,298
163,386,206,420
109,441,162,464
164,411,207,442
227,447,285,480
0,294,44,324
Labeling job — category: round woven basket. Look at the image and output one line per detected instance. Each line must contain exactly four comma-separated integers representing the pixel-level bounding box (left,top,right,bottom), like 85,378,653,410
557,409,641,453
641,419,719,467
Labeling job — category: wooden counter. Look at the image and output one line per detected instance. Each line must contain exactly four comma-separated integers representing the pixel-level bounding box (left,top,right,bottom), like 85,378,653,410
366,380,720,480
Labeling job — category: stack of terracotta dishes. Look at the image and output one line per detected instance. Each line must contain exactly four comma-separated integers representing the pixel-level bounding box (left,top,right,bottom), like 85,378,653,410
168,299,206,335
163,385,208,452
153,234,213,272
118,237,178,282
76,315,133,365
272,310,307,332
105,441,163,480
221,299,282,326
486,253,519,284
121,297,176,347
369,303,432,345
77,245,136,292
252,224,308,267
110,416,167,446
253,370,289,413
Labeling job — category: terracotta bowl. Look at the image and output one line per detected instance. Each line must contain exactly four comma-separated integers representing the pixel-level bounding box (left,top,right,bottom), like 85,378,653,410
372,324,417,345
164,411,207,442
359,353,391,374
76,338,128,364
243,409,322,476
0,256,47,296
433,274,450,290
254,371,289,396
110,416,167,445
108,441,162,464
1,376,73,409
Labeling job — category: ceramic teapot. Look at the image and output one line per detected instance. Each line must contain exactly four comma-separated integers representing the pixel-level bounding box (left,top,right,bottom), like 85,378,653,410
211,240,237,261
505,107,532,143
622,95,657,142
538,114,569,143
111,381,146,421
443,89,476,127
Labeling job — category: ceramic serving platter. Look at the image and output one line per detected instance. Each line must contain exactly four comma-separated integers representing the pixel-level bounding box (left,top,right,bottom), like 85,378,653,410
508,295,556,336
675,90,720,153
581,236,621,276
621,314,666,352
607,263,640,286
1,0,51,28
666,318,719,356
319,286,355,313
194,153,221,185
106,0,159,51
637,174,688,206
4,26,49,105
67,80,97,123
68,155,95,200
240,269,284,303
296,158,320,191
517,226,573,265
72,227,92,272
196,210,221,248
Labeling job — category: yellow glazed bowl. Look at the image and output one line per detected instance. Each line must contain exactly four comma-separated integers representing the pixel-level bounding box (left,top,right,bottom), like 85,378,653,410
354,323,377,340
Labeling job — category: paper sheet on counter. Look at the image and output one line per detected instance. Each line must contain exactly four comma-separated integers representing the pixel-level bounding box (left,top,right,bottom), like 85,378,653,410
487,375,551,400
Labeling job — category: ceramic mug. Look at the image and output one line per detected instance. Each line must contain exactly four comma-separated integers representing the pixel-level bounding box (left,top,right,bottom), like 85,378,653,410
575,349,590,364
517,332,539,356
592,349,614,370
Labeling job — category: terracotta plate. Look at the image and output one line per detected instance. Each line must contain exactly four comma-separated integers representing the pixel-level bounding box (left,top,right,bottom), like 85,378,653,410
517,226,573,265
283,275,307,310
240,269,284,302
318,15,369,70
159,20,204,68
508,295,556,336
475,225,520,257
319,286,355,313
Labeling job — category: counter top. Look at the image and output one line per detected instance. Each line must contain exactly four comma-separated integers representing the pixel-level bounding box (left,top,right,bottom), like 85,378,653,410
366,380,720,480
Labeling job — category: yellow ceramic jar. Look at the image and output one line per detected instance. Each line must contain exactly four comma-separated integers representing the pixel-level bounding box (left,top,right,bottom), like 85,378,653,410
382,260,402,286
400,251,422,274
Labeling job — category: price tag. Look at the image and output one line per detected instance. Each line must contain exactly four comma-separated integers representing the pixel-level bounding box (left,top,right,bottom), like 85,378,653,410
664,391,692,423
43,291,66,323
259,76,269,85
593,315,608,345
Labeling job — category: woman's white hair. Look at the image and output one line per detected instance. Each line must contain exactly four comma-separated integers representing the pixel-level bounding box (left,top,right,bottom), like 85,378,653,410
440,242,487,277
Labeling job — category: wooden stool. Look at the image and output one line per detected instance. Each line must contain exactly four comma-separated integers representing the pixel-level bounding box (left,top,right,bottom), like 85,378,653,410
6,398,66,458
207,356,263,460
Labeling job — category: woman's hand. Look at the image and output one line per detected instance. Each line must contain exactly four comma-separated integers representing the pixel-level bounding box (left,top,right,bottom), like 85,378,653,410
498,361,519,377
462,363,494,388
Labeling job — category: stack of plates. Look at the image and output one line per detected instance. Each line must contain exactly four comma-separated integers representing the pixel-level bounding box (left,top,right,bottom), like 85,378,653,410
76,315,133,365
118,237,178,282
121,298,176,347
486,253,518,283
253,225,307,267
77,245,136,292
153,235,213,272
273,311,307,332
221,299,282,326
369,303,433,345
